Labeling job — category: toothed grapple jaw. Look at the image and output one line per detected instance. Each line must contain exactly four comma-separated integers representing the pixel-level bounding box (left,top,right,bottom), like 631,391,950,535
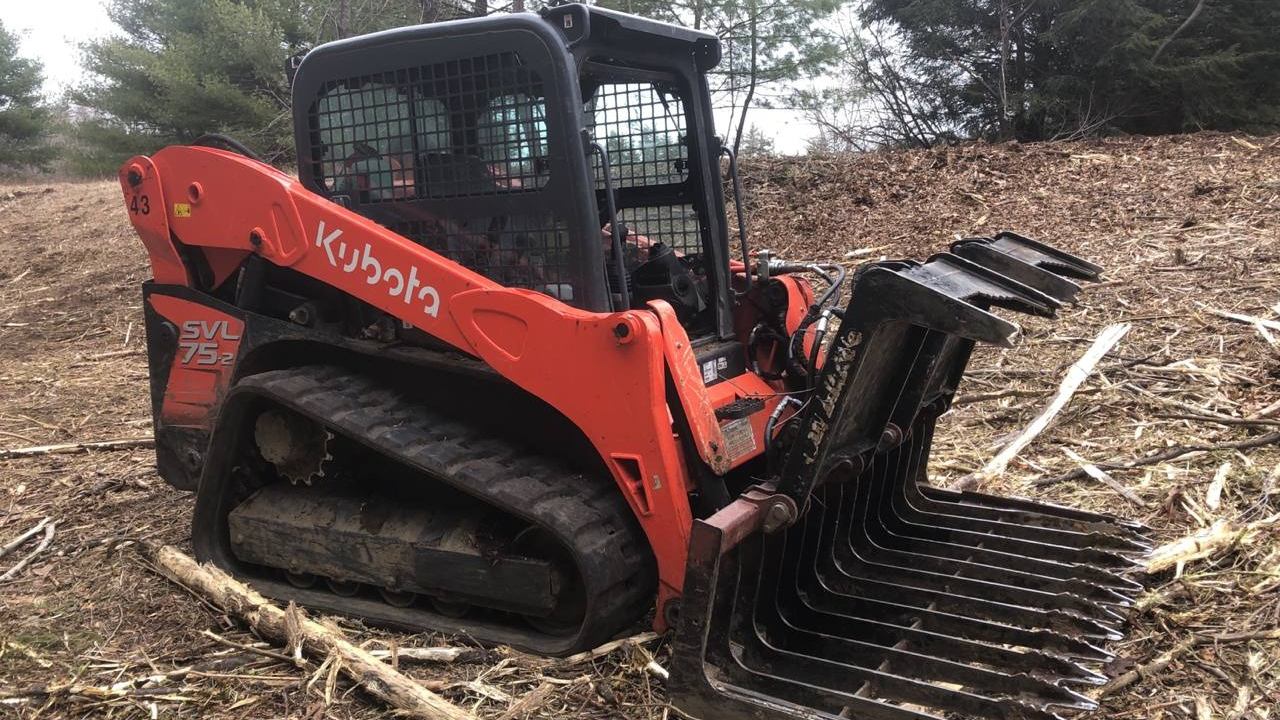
669,233,1149,720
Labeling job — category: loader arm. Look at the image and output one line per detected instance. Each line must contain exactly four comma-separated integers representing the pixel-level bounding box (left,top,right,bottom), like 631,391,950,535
120,145,707,617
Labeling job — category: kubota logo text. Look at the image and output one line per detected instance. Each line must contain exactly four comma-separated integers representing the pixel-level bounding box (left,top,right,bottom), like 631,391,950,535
314,221,441,318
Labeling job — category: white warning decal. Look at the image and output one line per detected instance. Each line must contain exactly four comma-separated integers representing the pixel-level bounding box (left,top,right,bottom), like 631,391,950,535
701,356,729,384
721,417,758,462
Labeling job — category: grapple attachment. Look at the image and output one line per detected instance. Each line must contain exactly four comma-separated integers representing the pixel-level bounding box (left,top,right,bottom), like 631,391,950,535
669,235,1148,720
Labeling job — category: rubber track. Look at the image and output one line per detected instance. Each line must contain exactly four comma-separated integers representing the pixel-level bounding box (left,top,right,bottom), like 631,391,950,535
228,365,656,654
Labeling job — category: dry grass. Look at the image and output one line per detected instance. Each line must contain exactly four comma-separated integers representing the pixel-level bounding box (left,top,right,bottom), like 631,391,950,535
1,131,1278,718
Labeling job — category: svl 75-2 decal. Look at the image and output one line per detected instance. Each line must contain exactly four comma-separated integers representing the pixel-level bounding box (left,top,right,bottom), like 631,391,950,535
148,295,245,427
179,320,241,365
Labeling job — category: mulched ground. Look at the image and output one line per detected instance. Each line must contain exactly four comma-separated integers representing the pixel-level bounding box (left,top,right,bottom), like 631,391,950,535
0,131,1277,718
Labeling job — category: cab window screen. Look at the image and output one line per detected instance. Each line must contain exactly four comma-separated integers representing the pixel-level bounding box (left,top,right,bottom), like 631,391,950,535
478,94,549,188
585,82,688,189
310,52,551,202
308,52,573,302
584,73,702,257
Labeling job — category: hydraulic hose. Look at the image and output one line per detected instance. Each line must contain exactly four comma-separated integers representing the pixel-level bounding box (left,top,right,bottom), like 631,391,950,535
192,133,268,164
776,262,847,389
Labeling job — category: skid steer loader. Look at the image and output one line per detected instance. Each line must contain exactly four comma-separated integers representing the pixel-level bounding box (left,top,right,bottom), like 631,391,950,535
119,5,1149,718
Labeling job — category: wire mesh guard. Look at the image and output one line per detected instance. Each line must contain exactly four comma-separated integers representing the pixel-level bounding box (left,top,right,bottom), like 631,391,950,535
311,52,550,201
308,51,579,298
617,205,702,255
389,215,575,301
586,81,689,189
586,80,703,256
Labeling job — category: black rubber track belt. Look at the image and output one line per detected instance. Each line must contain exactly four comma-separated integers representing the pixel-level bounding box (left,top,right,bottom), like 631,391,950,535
212,365,657,655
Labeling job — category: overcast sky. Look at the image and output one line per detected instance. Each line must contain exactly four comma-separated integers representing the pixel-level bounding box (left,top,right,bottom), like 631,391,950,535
1,0,815,153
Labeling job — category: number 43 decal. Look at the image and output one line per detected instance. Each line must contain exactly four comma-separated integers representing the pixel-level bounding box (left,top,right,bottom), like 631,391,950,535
129,195,151,215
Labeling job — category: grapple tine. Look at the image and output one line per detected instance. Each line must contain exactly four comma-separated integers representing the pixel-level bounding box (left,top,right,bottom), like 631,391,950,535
901,477,1152,555
672,507,1092,720
822,482,1128,627
775,515,1112,680
904,253,1063,318
989,231,1103,281
896,423,1150,557
871,440,1146,590
840,459,1138,606
746,537,1102,712
793,496,1116,660
669,517,946,720
916,484,1152,539
949,240,1086,305
818,571,1126,643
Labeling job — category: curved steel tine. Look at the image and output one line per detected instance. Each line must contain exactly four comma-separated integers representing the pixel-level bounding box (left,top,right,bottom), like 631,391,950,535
826,479,1128,626
806,486,1125,642
799,563,1116,662
844,456,1137,606
776,516,1111,680
873,443,1146,592
670,522,938,720
916,483,1152,537
895,423,1149,558
734,535,1090,719
907,422,1153,548
990,231,1103,281
901,473,1153,554
951,240,1083,304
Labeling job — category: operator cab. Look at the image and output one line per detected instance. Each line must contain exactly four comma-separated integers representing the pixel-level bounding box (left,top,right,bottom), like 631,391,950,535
291,4,733,341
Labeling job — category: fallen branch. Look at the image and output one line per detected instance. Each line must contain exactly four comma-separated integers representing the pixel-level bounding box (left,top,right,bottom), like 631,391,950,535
0,656,289,704
1248,545,1280,595
0,518,51,560
1098,628,1280,698
953,323,1130,491
1062,449,1146,506
1153,412,1280,428
1032,431,1280,486
1144,514,1278,575
146,544,478,720
1249,397,1280,420
0,437,154,460
0,520,55,582
952,386,1105,407
558,631,660,667
494,681,556,720
200,630,301,666
85,348,145,361
1205,461,1230,512
367,646,492,664
1203,307,1280,332
1097,636,1199,698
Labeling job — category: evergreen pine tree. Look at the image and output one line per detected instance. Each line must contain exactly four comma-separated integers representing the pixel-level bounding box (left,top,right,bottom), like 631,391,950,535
0,21,55,170
848,0,1280,144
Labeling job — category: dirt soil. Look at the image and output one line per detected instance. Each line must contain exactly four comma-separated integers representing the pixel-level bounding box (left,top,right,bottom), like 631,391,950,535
1,132,1278,718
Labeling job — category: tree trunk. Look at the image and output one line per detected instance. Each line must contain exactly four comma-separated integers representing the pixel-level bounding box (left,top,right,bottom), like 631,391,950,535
1151,0,1208,64
336,0,352,39
997,0,1013,140
420,0,439,24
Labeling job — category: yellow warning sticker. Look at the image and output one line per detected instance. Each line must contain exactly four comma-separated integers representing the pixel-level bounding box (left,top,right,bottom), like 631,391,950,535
173,203,191,217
